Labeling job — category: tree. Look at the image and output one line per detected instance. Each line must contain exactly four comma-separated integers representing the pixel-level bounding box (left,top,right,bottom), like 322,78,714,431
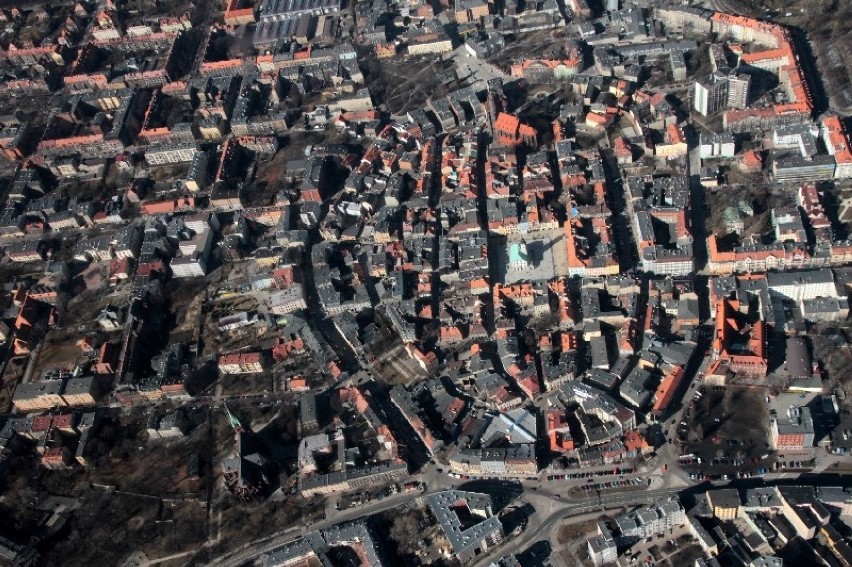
390,510,425,556
690,423,704,443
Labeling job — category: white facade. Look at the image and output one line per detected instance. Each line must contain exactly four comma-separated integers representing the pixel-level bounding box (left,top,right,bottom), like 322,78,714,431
407,38,453,56
145,143,198,165
267,285,307,314
693,76,728,116
766,269,837,302
699,136,736,159
479,458,506,475
92,28,121,41
641,256,694,276
773,125,819,148
588,536,617,567
170,254,206,277
836,161,852,179
616,498,686,540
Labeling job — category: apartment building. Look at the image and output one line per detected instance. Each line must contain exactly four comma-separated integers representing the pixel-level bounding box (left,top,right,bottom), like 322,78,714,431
12,381,66,412
218,352,265,374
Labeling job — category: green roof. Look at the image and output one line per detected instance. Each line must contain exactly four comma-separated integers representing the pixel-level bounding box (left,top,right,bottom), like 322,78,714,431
508,242,527,264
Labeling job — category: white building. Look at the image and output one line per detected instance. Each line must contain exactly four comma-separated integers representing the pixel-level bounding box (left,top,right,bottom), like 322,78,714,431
821,116,852,179
766,269,837,303
171,224,213,278
145,142,198,165
640,246,695,276
693,72,729,116
773,124,819,148
699,131,736,159
614,497,686,544
588,533,617,566
267,285,307,314
170,253,207,277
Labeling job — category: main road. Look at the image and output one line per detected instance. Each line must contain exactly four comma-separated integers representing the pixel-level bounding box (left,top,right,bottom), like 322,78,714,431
209,487,431,567
470,487,685,567
210,477,687,567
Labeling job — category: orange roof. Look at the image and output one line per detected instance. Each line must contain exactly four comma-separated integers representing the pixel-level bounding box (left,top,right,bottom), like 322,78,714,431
623,429,650,452
823,116,852,165
440,326,463,340
518,124,536,138
140,196,194,215
494,112,520,133
218,352,262,365
742,150,762,166
652,365,684,412
199,58,247,71
740,47,790,65
31,415,52,431
42,447,67,462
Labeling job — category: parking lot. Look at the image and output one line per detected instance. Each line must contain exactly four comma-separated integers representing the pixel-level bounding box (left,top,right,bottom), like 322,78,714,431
676,386,774,479
546,467,636,481
566,477,648,497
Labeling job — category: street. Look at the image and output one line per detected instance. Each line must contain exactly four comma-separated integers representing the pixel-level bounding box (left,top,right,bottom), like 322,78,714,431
210,481,687,567
470,487,685,567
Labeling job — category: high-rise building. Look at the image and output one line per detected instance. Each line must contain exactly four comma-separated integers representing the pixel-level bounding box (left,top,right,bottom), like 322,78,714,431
728,73,751,108
694,71,750,115
588,534,617,566
693,72,729,116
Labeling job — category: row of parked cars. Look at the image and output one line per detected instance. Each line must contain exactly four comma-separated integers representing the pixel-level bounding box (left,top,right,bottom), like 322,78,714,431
546,467,636,481
688,468,771,481
565,477,647,495
776,460,811,469
579,478,647,491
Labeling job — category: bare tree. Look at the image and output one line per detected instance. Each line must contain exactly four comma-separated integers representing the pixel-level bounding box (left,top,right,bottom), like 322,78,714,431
690,423,704,443
390,510,425,556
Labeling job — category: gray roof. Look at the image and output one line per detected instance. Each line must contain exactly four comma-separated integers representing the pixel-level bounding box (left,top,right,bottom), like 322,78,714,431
63,376,96,395
262,521,381,567
743,487,783,509
426,490,503,556
766,268,835,288
588,534,615,554
699,131,735,144
785,337,811,378
650,341,695,367
480,409,537,445
13,380,62,401
802,296,847,315
707,488,741,510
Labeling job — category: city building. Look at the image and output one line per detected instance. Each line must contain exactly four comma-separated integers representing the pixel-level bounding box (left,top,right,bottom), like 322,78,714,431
611,496,686,545
218,352,265,374
708,489,742,520
694,72,729,116
699,131,736,159
426,490,505,562
588,528,617,566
